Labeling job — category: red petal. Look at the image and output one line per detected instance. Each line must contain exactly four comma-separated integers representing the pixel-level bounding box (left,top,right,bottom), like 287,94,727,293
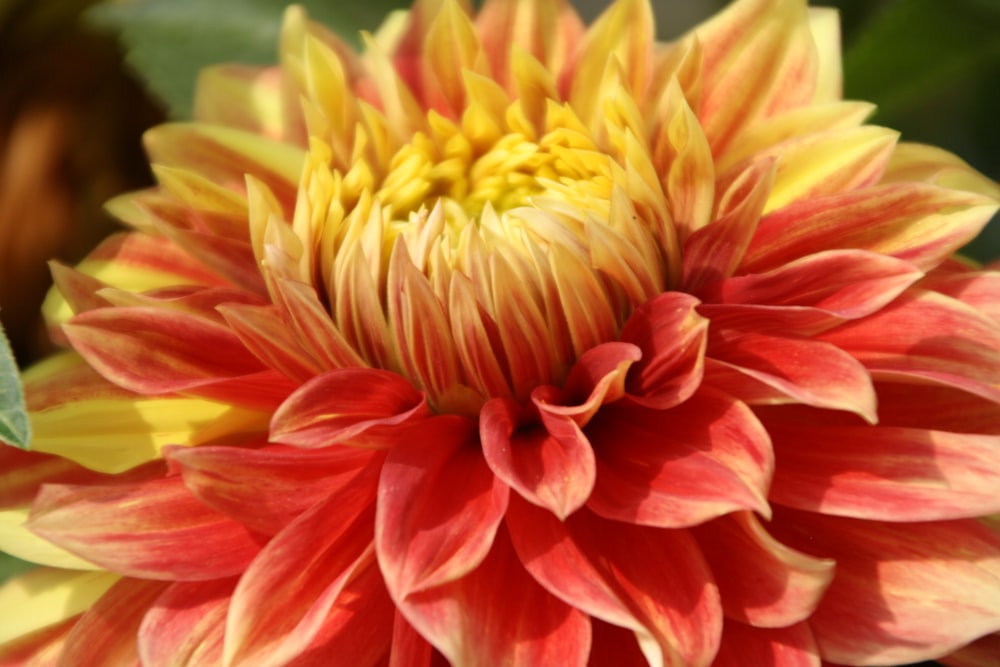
587,618,651,666
271,368,431,448
762,411,1000,521
273,277,366,370
771,509,1000,665
939,632,1000,667
224,490,392,667
921,268,1000,326
720,249,922,319
706,330,877,422
138,578,235,667
507,499,723,666
399,525,590,667
64,307,265,394
166,443,381,536
872,379,1000,434
818,289,1000,397
480,397,595,520
587,391,772,528
712,621,820,667
691,512,834,628
28,476,262,580
218,302,320,382
59,578,169,666
619,292,708,409
376,416,508,598
0,446,109,509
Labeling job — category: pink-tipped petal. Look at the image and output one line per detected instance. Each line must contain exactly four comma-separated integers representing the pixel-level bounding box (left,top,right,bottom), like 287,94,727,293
376,416,509,598
691,512,834,628
398,526,590,667
28,477,262,581
587,390,773,528
271,368,431,449
507,499,723,667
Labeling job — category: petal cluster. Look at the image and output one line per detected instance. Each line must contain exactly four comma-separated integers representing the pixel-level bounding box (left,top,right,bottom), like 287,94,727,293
3,0,1000,665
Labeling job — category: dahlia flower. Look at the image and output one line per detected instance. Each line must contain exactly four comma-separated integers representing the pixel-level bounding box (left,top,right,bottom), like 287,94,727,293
3,0,1000,665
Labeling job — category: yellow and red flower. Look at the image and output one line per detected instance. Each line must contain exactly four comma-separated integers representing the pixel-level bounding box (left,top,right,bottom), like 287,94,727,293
3,0,1000,665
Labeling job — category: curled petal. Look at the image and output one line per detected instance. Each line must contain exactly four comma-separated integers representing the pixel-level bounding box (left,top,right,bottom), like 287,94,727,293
481,397,596,520
691,512,834,628
587,390,773,528
271,368,431,448
507,499,723,667
28,477,262,581
377,416,509,598
619,292,708,409
772,509,1000,666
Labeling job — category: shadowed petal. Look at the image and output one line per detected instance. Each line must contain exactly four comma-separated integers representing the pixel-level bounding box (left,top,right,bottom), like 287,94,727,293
507,499,723,667
399,526,590,667
28,477,262,581
587,390,772,528
138,578,236,667
771,509,1000,666
691,512,834,628
223,493,392,667
377,416,509,598
712,620,820,667
60,578,170,667
939,632,1000,667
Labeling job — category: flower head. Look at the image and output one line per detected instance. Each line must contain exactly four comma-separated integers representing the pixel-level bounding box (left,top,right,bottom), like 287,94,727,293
3,0,1000,665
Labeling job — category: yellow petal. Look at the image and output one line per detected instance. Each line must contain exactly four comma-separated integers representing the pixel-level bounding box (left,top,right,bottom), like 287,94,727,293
31,396,269,474
0,508,100,570
0,568,118,645
808,7,843,104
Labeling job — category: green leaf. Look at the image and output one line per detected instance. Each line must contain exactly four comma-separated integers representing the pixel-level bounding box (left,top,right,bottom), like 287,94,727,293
0,322,30,450
843,0,1000,121
84,0,409,120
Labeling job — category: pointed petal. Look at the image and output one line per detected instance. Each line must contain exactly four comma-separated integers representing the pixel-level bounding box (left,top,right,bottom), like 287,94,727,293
29,476,262,581
138,578,235,667
507,500,723,667
706,329,877,422
218,302,321,382
59,578,169,667
691,512,834,627
772,509,1000,665
271,368,430,449
762,411,1000,521
720,249,923,319
619,292,708,410
712,621,820,667
167,443,379,536
223,489,391,667
0,506,102,570
0,568,117,645
818,289,1000,396
881,142,1000,201
63,306,265,394
399,526,590,667
480,397,595,520
376,416,508,598
587,391,772,528
741,183,997,273
193,64,285,140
